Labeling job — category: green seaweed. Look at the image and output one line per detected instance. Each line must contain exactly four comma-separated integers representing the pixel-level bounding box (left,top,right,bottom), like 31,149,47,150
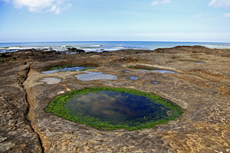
42,64,96,71
24,105,30,122
46,87,183,131
79,67,96,71
41,64,80,71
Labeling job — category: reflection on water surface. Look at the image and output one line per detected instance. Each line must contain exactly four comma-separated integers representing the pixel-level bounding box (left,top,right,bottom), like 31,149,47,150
76,72,117,81
65,90,176,126
129,76,138,80
42,66,95,74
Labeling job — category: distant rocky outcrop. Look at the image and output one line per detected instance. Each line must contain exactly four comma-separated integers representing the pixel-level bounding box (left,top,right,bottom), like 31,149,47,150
67,47,85,53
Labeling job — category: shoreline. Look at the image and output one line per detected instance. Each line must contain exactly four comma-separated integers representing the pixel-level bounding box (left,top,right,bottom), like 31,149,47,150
0,46,230,152
1,41,230,53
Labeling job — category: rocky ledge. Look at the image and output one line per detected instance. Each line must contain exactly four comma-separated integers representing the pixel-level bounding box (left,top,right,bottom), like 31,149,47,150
0,46,230,153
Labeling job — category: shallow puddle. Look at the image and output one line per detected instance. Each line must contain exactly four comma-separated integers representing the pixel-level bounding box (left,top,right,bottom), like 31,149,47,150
40,78,62,84
76,72,117,81
154,70,176,73
65,90,177,126
129,76,138,80
127,65,177,74
42,66,96,74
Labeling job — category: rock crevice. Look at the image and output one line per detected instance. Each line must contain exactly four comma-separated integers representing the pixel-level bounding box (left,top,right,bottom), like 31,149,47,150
0,63,43,153
21,64,45,153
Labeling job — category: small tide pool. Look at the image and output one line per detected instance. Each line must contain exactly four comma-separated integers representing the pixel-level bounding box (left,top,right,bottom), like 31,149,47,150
42,65,96,74
76,72,117,81
129,76,138,80
46,87,183,130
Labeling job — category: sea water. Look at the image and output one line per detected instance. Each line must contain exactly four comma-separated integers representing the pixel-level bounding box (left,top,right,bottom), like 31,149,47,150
1,41,230,53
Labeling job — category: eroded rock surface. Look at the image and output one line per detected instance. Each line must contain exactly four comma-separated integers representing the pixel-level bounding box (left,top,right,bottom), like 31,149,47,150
0,63,42,152
1,46,230,152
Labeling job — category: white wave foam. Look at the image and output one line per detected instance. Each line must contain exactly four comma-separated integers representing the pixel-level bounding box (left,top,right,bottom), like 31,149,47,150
205,45,230,49
90,45,101,48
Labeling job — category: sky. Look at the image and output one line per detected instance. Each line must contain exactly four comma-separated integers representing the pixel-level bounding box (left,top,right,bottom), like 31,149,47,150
0,0,230,42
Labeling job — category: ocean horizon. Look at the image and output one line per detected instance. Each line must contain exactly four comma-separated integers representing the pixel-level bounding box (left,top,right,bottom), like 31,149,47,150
1,41,230,53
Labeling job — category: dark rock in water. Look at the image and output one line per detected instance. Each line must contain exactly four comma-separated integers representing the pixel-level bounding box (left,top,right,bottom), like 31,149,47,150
67,47,75,52
86,51,96,54
79,50,85,53
67,47,85,53
41,50,56,54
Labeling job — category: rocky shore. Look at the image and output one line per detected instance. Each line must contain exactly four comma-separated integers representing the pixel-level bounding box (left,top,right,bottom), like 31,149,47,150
0,46,230,153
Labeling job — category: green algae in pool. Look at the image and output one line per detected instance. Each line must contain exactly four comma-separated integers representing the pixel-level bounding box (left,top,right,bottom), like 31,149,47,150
66,90,174,126
46,87,183,131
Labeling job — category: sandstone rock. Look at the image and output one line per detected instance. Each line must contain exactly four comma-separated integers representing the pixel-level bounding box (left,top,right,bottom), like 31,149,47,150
0,63,42,153
1,46,230,152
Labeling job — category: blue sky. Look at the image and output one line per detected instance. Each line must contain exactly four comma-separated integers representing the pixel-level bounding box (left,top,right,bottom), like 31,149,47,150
0,0,230,42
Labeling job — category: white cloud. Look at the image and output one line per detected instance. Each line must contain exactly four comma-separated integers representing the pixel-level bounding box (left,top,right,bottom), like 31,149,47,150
46,2,71,14
7,0,71,14
192,13,204,20
151,0,171,6
209,0,230,7
209,0,230,18
224,12,230,18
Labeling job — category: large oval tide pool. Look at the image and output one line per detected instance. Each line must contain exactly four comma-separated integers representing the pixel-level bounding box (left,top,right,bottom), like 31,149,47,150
46,87,183,130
